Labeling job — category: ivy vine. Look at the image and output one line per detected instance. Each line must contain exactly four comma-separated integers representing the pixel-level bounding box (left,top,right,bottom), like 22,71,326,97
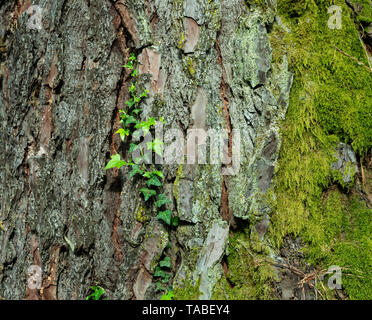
104,53,177,299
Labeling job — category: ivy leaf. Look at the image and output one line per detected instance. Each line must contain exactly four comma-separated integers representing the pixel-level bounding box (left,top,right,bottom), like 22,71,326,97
146,175,162,187
86,286,105,300
135,118,156,136
157,210,172,225
129,143,139,153
153,170,164,179
125,115,138,126
131,68,138,77
146,140,163,156
143,152,151,164
116,128,129,141
161,273,171,283
125,99,135,108
154,266,167,278
159,256,171,269
161,290,174,300
129,164,143,179
155,282,166,292
123,63,133,69
134,156,142,164
142,171,152,179
153,139,164,156
140,188,156,201
131,108,142,115
140,90,149,98
132,130,142,140
156,193,170,208
129,82,136,93
171,216,179,227
105,154,126,170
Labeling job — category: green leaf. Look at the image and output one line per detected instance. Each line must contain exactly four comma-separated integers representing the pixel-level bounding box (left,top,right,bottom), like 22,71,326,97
125,99,135,108
157,210,172,225
140,188,156,201
146,175,162,187
131,68,138,77
142,171,152,179
125,115,138,126
123,63,133,69
161,290,174,300
155,282,166,292
105,154,126,170
156,193,171,208
86,286,105,300
172,216,179,227
129,164,143,179
129,143,139,153
153,170,164,179
140,90,149,98
161,273,171,283
129,82,136,93
132,108,142,115
135,118,156,136
153,139,164,156
154,266,167,278
159,256,171,269
116,128,129,141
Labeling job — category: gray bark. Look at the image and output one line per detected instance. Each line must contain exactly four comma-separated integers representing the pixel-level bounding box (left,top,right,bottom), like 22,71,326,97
0,0,291,299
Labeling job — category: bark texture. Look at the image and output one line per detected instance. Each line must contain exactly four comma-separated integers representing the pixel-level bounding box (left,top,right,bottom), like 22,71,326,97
0,0,370,300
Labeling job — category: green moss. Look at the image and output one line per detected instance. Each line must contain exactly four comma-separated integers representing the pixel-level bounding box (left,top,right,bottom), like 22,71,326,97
173,277,201,300
331,160,357,189
212,226,277,300
348,0,372,24
268,0,372,299
184,56,196,77
178,33,185,49
136,205,149,223
304,191,372,299
173,164,184,204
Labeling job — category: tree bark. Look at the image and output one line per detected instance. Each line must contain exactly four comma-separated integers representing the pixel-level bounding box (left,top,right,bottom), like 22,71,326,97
2,0,368,301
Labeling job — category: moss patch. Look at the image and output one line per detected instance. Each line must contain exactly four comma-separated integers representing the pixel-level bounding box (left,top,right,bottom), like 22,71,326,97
269,0,372,299
173,277,201,300
212,226,277,300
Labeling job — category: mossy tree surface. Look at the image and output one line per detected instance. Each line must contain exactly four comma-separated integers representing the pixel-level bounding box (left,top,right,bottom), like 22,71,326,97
268,0,372,299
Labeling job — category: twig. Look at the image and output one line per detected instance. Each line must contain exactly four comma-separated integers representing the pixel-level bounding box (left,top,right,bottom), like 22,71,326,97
361,162,366,189
334,46,372,73
359,23,372,71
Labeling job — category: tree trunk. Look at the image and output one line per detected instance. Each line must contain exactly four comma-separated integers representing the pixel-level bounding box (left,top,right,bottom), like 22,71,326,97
0,0,371,300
